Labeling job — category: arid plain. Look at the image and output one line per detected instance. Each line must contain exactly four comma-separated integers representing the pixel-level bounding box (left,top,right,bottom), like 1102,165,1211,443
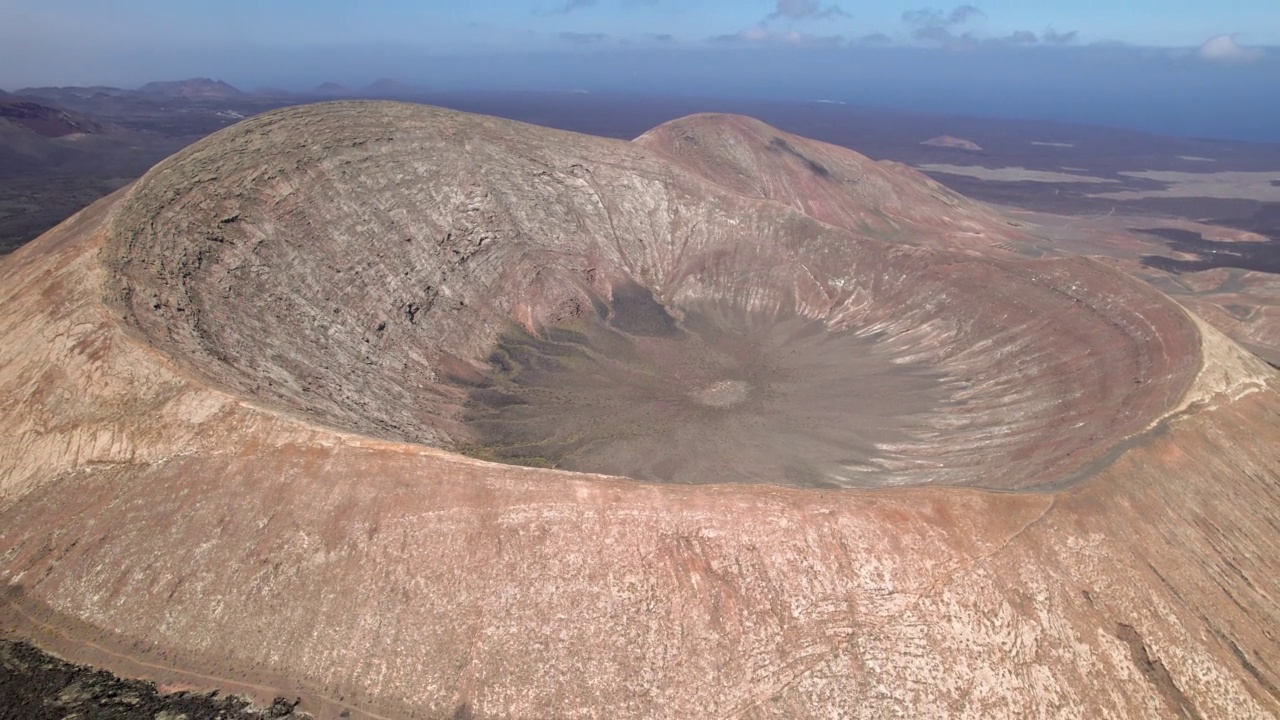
1,99,1278,718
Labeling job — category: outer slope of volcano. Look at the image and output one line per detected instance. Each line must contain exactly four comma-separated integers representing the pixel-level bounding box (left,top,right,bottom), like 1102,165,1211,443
635,114,1016,253
1,102,1277,719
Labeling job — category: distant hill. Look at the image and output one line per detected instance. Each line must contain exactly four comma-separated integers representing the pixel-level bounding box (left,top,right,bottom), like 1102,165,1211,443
0,93,155,180
0,80,261,254
0,96,106,137
15,86,137,103
138,78,244,101
921,135,983,152
314,82,351,96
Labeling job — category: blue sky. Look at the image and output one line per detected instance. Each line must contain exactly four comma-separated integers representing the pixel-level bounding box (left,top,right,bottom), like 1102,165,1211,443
4,0,1277,56
2,1,1278,141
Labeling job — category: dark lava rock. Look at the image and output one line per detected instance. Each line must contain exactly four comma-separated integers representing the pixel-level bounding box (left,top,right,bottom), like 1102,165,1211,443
0,638,309,720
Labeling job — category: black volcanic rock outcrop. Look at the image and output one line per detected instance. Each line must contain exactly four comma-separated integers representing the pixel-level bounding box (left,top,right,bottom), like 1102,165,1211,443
0,639,310,719
1,102,1277,719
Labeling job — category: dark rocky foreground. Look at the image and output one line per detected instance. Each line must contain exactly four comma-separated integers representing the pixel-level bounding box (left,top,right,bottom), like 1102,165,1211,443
0,638,310,720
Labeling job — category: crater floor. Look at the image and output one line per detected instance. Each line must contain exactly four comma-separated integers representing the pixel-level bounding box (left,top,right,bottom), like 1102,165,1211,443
458,291,946,486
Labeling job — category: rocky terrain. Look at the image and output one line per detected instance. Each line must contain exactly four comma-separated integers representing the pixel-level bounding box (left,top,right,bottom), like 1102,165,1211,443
0,101,1277,718
0,638,309,720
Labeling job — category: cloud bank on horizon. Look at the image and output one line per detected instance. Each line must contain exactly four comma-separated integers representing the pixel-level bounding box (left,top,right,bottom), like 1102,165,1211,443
1199,34,1266,62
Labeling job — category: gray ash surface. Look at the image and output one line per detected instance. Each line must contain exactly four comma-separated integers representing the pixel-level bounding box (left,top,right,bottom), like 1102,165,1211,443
457,289,944,488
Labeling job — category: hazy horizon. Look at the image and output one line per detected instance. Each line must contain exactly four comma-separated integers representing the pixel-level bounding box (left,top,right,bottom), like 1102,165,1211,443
3,1,1279,142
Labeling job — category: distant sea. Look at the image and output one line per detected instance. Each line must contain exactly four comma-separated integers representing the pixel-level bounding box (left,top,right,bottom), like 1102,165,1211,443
404,46,1280,144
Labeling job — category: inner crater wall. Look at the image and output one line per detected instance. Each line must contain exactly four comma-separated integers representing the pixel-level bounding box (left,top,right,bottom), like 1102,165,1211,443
102,102,1200,489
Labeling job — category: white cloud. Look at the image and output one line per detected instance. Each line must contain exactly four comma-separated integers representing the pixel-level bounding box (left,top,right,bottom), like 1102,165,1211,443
767,0,848,22
709,26,844,47
901,5,985,45
1198,34,1263,63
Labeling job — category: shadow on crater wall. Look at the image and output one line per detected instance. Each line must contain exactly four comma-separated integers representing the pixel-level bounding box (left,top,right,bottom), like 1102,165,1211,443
767,136,832,179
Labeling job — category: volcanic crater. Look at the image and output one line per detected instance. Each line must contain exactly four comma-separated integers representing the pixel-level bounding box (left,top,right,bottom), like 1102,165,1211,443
3,102,1277,720
105,103,1195,490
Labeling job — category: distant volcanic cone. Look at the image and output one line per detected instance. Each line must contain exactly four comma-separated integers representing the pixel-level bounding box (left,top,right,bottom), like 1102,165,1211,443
1,101,1277,719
